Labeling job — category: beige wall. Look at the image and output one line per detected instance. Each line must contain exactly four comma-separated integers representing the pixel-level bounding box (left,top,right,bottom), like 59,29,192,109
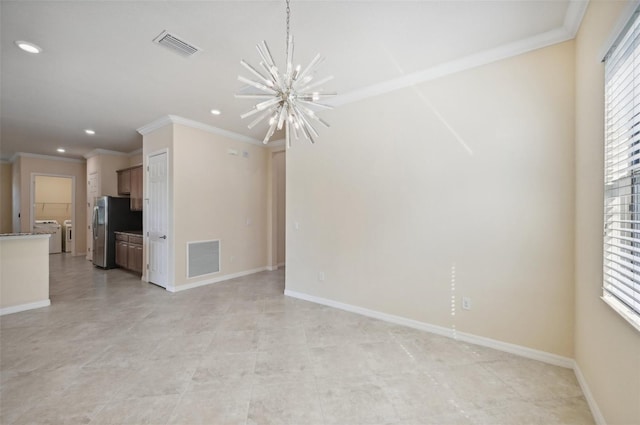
0,163,12,233
141,122,269,288
575,2,640,424
34,175,72,225
0,235,49,310
172,124,268,287
86,153,130,197
274,151,286,265
286,41,576,357
14,155,87,255
129,152,142,166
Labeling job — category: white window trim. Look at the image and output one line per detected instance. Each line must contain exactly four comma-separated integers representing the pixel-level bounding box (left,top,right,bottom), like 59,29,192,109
602,5,640,332
601,294,640,332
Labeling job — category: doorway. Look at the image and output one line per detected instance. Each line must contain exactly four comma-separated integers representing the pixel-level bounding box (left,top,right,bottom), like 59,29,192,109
30,174,76,255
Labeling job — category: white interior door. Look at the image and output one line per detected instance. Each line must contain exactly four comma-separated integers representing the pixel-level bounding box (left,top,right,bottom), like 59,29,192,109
147,152,169,288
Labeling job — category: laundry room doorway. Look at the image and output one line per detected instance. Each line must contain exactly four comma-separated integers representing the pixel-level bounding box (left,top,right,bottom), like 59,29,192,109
30,174,76,255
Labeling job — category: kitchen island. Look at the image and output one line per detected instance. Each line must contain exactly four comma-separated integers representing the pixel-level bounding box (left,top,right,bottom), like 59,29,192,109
0,233,50,315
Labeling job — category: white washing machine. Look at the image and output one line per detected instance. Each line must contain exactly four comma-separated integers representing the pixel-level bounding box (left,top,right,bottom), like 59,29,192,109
62,220,73,253
34,220,62,254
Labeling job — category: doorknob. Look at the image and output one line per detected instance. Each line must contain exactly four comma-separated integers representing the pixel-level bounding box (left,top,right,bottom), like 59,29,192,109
160,235,167,239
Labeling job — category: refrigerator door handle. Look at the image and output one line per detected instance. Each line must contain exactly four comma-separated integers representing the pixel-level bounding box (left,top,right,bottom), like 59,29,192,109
92,206,99,240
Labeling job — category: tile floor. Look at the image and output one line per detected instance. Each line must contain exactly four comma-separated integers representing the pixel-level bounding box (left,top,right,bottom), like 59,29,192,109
0,254,594,425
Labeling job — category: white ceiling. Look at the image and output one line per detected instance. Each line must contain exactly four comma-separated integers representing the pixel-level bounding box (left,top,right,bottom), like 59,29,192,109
0,0,585,160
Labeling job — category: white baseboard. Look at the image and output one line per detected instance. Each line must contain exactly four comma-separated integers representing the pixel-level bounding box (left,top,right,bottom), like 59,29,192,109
266,263,286,271
167,266,269,293
284,289,574,369
573,361,606,425
0,299,50,316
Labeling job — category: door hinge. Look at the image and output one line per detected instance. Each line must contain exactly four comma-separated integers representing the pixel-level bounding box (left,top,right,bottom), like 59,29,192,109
146,264,149,270
147,166,149,171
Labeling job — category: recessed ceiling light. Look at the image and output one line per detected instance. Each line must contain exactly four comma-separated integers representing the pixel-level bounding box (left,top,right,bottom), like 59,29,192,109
210,109,221,115
56,148,66,153
85,129,96,135
15,41,42,54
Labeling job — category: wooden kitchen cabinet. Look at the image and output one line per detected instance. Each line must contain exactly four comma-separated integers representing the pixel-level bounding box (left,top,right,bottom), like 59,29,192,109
117,169,131,195
116,165,143,211
130,166,143,212
114,232,143,275
115,234,129,269
128,234,143,274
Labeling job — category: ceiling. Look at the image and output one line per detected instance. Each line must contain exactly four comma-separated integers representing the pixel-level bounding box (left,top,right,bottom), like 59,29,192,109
0,0,585,160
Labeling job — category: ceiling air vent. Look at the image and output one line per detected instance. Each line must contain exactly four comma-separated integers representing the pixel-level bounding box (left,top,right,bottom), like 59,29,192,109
153,30,200,57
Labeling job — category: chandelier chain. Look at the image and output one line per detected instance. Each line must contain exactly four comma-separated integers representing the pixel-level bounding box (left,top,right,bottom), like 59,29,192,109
286,0,291,57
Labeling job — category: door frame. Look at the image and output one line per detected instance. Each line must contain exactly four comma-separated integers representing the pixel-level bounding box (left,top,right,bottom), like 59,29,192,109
30,173,76,255
144,148,172,289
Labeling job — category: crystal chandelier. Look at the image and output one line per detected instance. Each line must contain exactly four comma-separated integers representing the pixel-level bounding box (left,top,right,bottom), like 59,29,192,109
236,0,335,148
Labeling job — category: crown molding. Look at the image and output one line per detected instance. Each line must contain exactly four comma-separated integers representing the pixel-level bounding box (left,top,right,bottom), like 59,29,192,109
83,148,129,159
137,115,264,147
564,1,589,38
329,2,588,108
128,148,142,156
10,152,85,164
136,115,173,136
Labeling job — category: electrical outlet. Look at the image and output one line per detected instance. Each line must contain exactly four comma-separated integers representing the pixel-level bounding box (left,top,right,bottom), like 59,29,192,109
462,296,472,310
318,272,325,282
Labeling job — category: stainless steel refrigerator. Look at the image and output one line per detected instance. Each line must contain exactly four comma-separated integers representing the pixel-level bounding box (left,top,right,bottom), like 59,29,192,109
92,196,142,269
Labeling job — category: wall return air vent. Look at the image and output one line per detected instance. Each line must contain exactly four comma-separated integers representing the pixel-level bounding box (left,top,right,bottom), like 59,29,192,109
153,30,200,57
187,240,220,278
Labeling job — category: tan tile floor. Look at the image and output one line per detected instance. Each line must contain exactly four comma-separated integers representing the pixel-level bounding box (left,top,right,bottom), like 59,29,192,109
0,254,595,424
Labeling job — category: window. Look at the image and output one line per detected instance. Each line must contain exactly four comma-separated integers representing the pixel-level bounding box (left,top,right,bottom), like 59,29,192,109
604,8,640,331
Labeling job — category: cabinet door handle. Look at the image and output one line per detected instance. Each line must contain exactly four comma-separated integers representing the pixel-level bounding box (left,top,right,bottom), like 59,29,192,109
160,235,167,239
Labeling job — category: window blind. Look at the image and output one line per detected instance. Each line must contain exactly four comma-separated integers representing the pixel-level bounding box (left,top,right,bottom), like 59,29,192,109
604,7,640,329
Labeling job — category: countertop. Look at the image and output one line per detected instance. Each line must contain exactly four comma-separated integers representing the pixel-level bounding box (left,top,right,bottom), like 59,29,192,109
0,233,51,240
114,230,143,236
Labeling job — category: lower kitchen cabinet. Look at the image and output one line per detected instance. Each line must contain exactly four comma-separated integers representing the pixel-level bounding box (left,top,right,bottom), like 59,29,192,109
115,232,143,274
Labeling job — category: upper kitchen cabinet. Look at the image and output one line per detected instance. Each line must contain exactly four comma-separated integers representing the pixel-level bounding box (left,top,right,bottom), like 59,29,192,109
130,166,143,211
116,165,143,211
117,168,131,195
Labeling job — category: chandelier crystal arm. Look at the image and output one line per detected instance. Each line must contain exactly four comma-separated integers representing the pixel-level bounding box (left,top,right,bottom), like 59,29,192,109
237,76,278,94
294,54,324,86
298,75,334,93
297,100,333,110
296,103,331,128
240,60,273,87
235,94,275,99
248,108,277,129
263,118,278,144
256,41,276,69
